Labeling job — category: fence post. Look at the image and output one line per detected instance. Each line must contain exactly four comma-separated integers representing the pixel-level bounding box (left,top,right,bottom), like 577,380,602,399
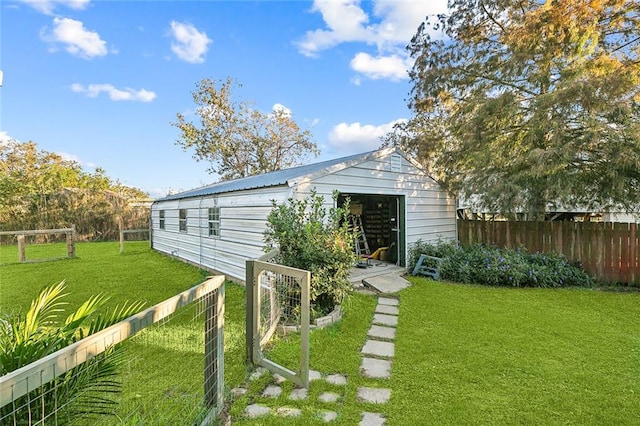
66,227,75,258
204,283,225,413
300,270,311,388
245,260,255,365
119,218,125,254
17,235,25,262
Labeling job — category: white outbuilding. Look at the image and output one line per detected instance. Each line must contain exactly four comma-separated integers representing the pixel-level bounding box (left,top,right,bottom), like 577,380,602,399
151,147,456,282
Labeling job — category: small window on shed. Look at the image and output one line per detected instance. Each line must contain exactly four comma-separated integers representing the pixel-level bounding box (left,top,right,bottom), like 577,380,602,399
159,210,165,230
179,209,187,232
208,207,220,237
390,154,402,172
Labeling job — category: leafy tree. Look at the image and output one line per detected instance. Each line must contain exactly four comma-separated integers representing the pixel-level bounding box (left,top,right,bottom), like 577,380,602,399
172,77,319,181
0,281,144,422
0,140,149,238
394,0,640,220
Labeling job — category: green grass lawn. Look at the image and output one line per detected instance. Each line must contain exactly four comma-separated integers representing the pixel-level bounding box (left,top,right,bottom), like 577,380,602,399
0,241,208,312
0,241,249,424
3,242,639,424
227,278,640,425
228,292,377,425
390,277,640,425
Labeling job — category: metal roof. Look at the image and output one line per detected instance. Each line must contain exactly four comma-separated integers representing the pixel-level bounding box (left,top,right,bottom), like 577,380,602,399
155,149,385,202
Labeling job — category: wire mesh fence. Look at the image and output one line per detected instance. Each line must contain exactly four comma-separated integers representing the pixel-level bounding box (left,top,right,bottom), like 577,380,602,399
247,255,310,388
0,228,75,264
0,276,225,426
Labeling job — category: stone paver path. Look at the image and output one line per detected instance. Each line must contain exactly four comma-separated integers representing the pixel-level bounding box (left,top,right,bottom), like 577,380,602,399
357,295,399,425
237,292,401,425
368,324,396,340
373,313,398,327
361,357,391,379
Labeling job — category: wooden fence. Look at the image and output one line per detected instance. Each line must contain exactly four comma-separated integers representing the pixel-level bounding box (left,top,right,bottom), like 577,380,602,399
0,227,75,262
458,220,639,285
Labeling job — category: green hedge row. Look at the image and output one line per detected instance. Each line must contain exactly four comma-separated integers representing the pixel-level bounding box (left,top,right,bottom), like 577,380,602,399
409,241,594,288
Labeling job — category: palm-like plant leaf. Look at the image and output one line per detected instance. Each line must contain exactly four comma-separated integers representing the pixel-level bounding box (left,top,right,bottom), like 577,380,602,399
1,281,146,424
18,280,68,344
62,293,110,341
88,300,146,335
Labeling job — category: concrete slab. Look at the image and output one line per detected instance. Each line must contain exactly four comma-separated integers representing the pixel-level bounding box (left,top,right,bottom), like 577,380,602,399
362,340,395,358
368,325,396,340
361,412,386,426
349,263,405,284
326,374,347,386
319,392,341,403
378,297,399,306
277,407,302,417
375,304,399,315
373,313,398,327
362,273,410,294
245,404,271,417
262,385,282,398
319,410,338,422
357,387,391,404
230,387,247,397
361,357,391,379
310,370,323,381
289,388,308,400
249,367,268,381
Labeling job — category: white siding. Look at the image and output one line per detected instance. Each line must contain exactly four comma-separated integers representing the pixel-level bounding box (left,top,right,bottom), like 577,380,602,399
152,186,290,282
151,150,457,282
603,212,640,223
296,154,456,263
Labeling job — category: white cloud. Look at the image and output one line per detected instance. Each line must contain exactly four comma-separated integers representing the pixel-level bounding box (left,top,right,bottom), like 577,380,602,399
350,52,412,81
272,103,292,117
328,118,407,154
297,0,447,82
371,0,447,49
0,131,16,146
41,17,108,59
57,151,81,163
57,151,98,169
71,83,157,102
169,21,211,64
18,0,89,15
297,0,447,56
296,0,377,57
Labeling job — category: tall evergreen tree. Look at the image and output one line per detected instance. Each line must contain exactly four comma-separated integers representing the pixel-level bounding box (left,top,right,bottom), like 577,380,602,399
394,0,640,219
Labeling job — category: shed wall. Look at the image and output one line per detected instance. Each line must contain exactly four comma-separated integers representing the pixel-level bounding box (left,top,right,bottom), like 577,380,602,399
151,186,291,282
151,151,456,283
295,153,456,261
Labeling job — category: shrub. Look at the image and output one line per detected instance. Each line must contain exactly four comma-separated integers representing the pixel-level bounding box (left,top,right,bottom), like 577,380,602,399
0,281,145,423
409,241,594,288
264,190,356,317
409,239,459,268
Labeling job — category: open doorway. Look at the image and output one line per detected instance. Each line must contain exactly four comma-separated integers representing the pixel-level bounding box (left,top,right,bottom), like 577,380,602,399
337,193,406,267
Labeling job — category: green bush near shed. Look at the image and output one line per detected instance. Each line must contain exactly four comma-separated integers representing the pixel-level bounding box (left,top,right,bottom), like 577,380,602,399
410,240,594,288
264,190,356,317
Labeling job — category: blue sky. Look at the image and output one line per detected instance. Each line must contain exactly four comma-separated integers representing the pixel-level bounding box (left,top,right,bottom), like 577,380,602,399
1,0,447,197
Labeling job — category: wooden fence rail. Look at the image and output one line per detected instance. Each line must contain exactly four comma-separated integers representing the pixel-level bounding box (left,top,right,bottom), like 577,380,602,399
458,220,639,286
0,227,75,262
